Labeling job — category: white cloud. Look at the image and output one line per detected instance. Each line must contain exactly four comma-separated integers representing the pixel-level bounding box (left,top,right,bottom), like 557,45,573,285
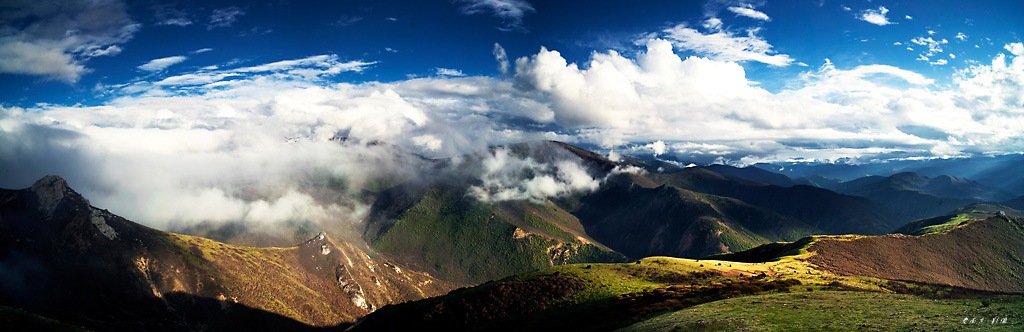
334,16,363,27
193,48,214,54
468,148,599,203
209,6,245,30
956,32,968,41
454,0,535,31
435,68,466,77
727,5,770,21
132,54,375,92
949,53,956,59
702,17,724,31
1008,42,1024,56
159,18,192,26
859,6,893,26
6,38,1024,228
0,0,138,82
138,56,188,72
905,15,913,20
493,43,510,76
910,36,949,60
663,24,794,66
842,6,852,11
931,59,948,65
647,140,668,156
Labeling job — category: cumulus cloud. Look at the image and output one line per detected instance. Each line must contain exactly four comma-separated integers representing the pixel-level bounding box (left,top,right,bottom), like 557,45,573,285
209,6,245,30
727,5,770,21
512,38,1024,162
0,0,138,82
454,0,535,31
663,24,794,66
859,6,893,26
138,56,188,72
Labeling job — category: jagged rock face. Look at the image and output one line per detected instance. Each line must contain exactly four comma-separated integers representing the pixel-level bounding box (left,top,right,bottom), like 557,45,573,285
29,175,71,218
0,176,454,331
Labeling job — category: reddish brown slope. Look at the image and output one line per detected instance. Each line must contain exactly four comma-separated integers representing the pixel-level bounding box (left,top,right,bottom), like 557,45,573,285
808,216,1024,293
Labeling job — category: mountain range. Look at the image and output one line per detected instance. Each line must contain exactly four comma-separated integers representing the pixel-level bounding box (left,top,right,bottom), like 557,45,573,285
2,141,1022,330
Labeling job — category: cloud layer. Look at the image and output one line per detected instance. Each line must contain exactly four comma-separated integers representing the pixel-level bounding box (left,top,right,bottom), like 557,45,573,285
3,27,1024,231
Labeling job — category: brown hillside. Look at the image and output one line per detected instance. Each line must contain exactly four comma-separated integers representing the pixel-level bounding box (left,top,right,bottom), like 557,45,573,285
808,216,1024,293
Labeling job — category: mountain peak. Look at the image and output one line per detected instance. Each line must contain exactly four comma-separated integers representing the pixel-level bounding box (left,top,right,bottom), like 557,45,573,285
29,175,80,217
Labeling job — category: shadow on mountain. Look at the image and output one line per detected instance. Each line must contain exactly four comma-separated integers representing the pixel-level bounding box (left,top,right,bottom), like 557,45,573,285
2,292,347,332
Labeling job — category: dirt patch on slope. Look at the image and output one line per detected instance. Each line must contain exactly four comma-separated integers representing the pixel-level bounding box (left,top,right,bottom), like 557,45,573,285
808,217,1024,293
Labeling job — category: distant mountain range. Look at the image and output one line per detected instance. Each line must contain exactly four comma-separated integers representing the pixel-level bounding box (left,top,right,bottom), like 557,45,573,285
753,153,1024,195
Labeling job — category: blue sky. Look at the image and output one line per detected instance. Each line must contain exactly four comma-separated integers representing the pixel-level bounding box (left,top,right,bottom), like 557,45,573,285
2,0,1024,227
3,0,1020,104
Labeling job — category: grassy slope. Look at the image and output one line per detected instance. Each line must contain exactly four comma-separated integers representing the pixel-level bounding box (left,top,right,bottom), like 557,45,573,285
355,209,1024,331
351,250,917,331
154,231,450,327
372,188,624,284
623,291,1024,332
809,216,1024,293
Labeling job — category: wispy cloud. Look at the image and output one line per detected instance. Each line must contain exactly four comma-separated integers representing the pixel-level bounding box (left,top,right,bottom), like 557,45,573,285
209,6,245,30
435,68,466,76
727,5,770,21
334,16,363,27
859,6,893,26
138,56,188,72
662,24,794,66
154,6,192,26
493,43,510,76
454,0,535,31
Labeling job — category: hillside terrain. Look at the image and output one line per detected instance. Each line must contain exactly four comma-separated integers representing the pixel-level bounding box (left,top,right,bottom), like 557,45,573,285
4,141,1023,331
0,176,450,330
363,140,879,273
352,203,1024,331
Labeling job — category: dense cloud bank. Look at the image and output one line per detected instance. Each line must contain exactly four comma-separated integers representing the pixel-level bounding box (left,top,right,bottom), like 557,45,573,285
3,39,1024,229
